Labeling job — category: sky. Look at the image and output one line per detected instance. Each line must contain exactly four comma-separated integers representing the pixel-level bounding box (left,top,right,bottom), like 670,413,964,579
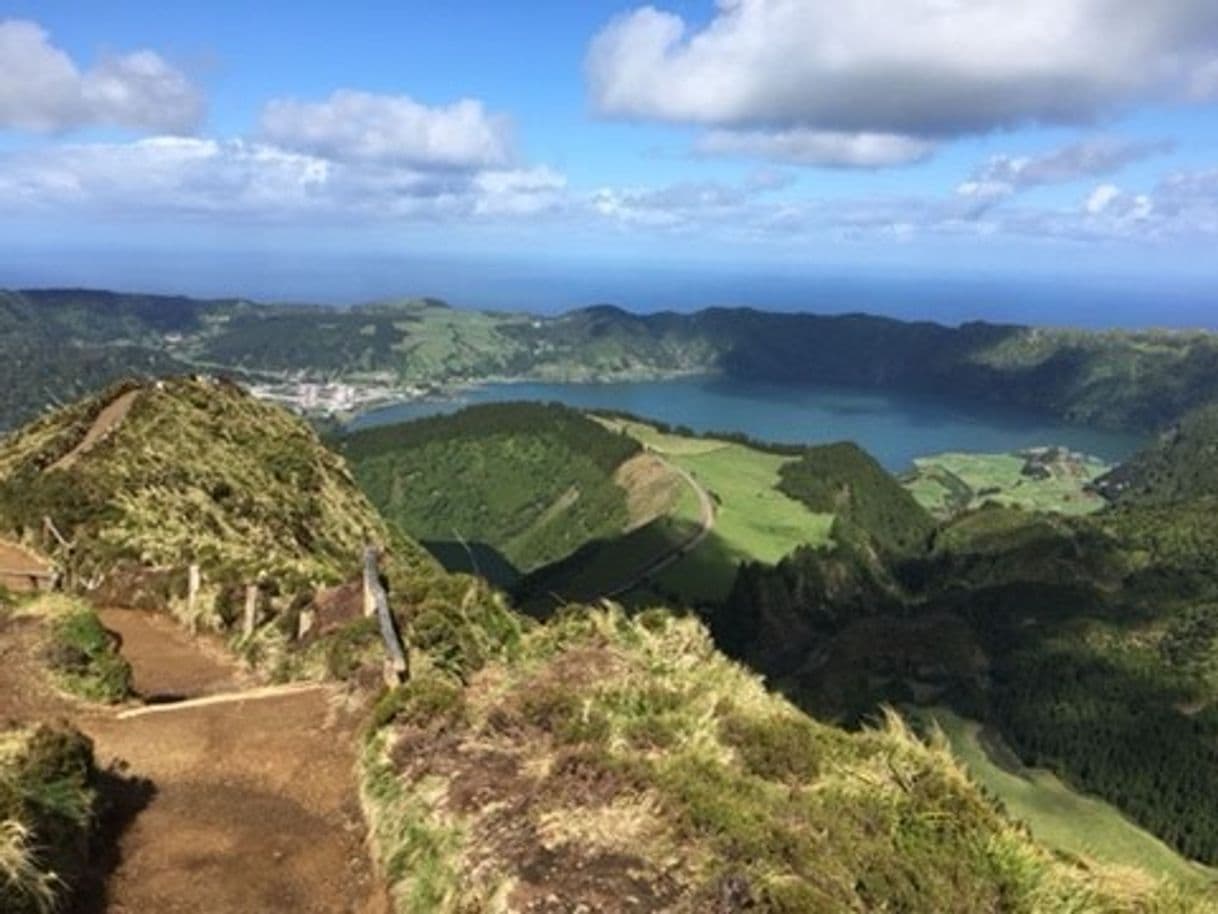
2,1,1218,321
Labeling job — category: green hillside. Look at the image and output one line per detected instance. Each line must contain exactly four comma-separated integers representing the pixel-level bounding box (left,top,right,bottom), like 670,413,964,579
1095,403,1218,505
519,417,836,609
341,403,647,582
0,377,392,630
777,442,936,555
6,288,1218,434
923,707,1216,885
362,607,1211,912
713,417,1218,872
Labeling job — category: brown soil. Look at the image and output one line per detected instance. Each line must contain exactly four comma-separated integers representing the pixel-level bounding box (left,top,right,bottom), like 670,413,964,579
50,389,141,472
0,603,389,914
0,538,53,593
80,688,385,914
0,611,71,722
95,609,248,702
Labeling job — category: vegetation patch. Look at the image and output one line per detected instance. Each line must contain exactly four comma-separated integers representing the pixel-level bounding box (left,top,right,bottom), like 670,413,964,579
341,402,642,578
361,607,1209,912
13,596,135,704
904,449,1111,519
0,724,98,914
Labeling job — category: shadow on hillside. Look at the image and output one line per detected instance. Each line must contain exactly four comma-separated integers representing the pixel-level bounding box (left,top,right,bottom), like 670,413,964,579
71,766,157,914
423,539,521,590
514,519,740,619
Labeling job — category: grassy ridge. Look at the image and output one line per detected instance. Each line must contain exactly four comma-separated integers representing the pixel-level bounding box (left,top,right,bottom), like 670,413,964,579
362,608,1210,912
0,377,390,630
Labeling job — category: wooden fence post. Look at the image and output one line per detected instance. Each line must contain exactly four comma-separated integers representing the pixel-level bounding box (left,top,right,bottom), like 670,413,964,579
242,583,259,638
187,564,201,634
364,546,409,685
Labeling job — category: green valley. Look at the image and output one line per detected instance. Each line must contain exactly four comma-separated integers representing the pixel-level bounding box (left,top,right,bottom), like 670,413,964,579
904,448,1111,518
519,416,837,608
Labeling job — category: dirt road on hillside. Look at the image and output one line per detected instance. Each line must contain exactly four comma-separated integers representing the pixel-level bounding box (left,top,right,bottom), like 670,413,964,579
605,456,716,598
73,609,388,914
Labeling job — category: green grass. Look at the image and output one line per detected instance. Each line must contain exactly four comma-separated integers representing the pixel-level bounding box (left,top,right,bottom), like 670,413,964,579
41,598,133,703
600,419,834,604
924,707,1217,888
0,724,98,914
362,608,1213,912
906,451,1110,518
343,403,640,576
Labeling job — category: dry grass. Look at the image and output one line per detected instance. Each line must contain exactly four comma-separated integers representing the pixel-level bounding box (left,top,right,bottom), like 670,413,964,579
363,607,1215,913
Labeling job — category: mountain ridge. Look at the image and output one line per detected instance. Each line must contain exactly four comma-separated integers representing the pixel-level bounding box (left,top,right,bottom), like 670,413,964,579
5,287,1218,434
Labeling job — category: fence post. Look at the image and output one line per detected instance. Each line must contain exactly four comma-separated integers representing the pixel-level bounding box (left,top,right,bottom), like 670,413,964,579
363,546,409,686
187,564,201,635
243,583,259,638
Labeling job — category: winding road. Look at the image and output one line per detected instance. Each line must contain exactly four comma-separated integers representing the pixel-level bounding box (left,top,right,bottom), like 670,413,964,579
604,453,716,599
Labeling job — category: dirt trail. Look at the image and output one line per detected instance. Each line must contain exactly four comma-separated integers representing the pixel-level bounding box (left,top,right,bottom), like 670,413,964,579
74,609,388,914
0,538,54,592
50,389,141,472
96,609,248,702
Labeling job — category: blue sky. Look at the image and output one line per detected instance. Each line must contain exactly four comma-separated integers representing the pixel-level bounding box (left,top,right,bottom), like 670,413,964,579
2,1,1218,319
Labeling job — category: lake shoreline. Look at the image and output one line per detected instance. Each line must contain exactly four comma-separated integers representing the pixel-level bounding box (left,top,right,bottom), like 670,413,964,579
338,376,1146,472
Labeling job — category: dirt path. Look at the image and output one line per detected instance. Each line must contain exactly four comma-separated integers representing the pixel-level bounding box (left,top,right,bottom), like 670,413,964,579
73,609,388,914
96,609,249,702
0,538,54,593
50,389,141,472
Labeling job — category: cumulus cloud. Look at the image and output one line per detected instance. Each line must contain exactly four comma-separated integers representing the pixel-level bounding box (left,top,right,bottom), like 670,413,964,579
0,137,565,222
0,19,203,133
695,128,934,168
587,1,1218,144
958,137,1174,206
259,90,513,170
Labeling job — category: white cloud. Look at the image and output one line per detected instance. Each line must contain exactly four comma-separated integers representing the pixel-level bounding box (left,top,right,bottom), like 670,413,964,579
587,1,1218,141
955,136,1174,216
0,137,564,223
696,128,934,168
0,19,203,133
1085,184,1124,215
259,90,513,169
963,137,1172,197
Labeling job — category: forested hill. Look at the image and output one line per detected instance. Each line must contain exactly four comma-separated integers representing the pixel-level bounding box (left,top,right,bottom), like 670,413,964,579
1094,402,1218,504
5,287,1218,432
340,402,648,583
716,418,1218,870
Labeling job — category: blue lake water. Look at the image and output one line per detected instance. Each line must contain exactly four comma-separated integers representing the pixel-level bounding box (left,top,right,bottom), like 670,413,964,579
348,376,1146,471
